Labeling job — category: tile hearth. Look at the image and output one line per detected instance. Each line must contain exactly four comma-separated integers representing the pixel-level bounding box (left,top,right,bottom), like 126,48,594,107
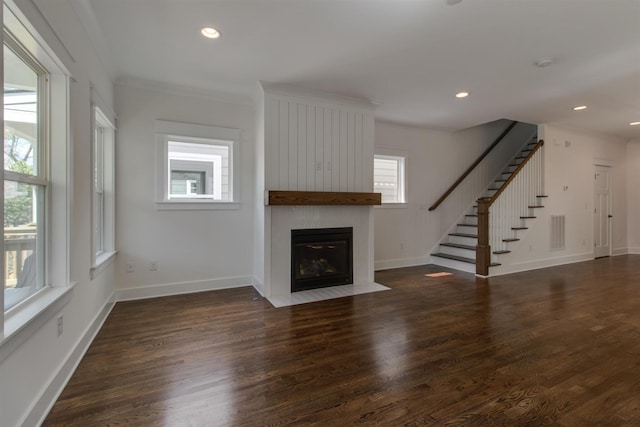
267,282,389,308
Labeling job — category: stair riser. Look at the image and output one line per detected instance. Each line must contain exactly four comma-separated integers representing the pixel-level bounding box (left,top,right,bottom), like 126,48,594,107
464,216,478,225
456,225,478,235
430,256,475,274
440,245,476,259
449,235,478,246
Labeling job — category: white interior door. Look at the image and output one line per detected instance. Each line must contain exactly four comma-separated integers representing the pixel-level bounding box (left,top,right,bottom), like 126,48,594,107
593,165,611,258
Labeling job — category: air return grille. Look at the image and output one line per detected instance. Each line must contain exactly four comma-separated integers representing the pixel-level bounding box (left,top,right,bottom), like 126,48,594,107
550,215,565,251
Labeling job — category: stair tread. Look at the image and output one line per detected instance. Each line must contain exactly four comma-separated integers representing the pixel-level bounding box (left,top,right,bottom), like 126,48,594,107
529,205,544,208
511,227,528,230
490,262,502,267
537,195,549,198
520,216,537,219
449,232,478,238
495,179,507,182
457,223,478,227
465,214,478,217
432,253,475,264
493,250,511,254
503,238,520,242
441,242,475,250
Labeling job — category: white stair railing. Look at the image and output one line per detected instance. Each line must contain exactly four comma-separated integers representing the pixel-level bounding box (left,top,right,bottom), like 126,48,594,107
476,141,545,275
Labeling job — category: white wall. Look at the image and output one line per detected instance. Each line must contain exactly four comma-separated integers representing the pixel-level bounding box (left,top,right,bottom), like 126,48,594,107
0,1,115,426
628,140,640,254
491,124,629,275
114,83,255,299
373,119,536,270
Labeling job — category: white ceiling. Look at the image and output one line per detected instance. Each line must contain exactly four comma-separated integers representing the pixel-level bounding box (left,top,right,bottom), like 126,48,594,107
79,0,640,139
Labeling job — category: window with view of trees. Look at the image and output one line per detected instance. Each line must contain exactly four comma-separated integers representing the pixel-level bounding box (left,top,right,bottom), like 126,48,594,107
3,38,47,311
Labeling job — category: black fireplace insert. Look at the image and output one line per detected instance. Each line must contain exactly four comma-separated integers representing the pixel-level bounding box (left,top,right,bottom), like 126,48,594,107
291,227,353,292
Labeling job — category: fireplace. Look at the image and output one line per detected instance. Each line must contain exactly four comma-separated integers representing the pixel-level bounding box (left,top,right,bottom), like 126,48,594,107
291,227,353,292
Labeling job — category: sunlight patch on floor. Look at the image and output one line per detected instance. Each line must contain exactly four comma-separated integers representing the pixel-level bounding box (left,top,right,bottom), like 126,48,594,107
425,272,453,278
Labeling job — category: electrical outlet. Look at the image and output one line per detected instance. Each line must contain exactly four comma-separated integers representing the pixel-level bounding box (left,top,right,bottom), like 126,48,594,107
150,261,158,271
126,263,134,273
57,315,63,337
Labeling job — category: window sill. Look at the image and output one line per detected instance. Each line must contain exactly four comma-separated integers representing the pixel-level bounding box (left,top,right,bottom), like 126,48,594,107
155,201,240,211
1,283,75,364
375,203,408,209
90,250,118,280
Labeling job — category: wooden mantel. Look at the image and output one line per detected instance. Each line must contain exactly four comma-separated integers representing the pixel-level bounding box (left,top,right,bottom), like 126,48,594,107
266,190,381,206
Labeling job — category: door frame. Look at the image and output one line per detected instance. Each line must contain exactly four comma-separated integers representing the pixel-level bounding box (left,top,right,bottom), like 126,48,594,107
593,162,612,258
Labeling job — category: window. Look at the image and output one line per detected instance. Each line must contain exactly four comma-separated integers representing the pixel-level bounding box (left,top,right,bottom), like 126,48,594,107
374,153,406,204
2,1,71,341
3,33,47,311
155,120,240,210
168,140,225,200
91,95,116,277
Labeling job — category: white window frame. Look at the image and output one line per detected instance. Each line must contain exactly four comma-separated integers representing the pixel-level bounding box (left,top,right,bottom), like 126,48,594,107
1,2,73,355
155,120,240,210
374,148,407,207
90,87,116,279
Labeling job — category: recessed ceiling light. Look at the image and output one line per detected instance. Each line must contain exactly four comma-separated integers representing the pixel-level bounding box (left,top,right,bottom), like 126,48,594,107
201,27,221,39
572,105,587,111
535,57,554,68
630,121,640,126
456,92,469,98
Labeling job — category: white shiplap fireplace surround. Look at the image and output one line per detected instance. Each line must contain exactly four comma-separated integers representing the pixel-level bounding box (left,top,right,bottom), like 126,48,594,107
254,83,386,306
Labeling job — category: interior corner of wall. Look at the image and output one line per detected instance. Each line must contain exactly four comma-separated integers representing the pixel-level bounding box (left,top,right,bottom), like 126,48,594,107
537,124,547,141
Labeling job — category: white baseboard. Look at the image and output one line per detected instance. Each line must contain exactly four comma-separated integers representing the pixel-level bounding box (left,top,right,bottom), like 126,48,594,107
115,276,254,301
252,277,265,296
24,295,116,427
488,252,593,277
628,247,640,255
613,247,629,256
374,256,429,271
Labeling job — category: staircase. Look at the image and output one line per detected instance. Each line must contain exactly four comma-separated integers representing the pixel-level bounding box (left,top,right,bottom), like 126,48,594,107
431,138,545,273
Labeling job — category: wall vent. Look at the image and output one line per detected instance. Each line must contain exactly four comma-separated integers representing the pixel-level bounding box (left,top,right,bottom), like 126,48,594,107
550,215,565,251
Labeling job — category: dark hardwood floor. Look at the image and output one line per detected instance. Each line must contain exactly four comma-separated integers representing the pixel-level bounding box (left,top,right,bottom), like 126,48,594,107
44,256,640,426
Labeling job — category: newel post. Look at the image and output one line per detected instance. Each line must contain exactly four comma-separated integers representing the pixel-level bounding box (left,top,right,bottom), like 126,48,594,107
476,197,491,276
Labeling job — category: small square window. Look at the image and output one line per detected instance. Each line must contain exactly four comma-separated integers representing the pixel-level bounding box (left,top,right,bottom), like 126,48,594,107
155,120,240,210
168,140,228,200
374,154,406,204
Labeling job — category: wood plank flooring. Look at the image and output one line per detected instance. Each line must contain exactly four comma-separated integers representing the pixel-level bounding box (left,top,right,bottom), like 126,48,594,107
44,256,640,426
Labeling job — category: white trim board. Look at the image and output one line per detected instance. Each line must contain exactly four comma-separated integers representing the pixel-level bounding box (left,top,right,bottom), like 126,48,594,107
487,252,593,277
25,296,115,427
375,256,430,271
115,276,254,302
